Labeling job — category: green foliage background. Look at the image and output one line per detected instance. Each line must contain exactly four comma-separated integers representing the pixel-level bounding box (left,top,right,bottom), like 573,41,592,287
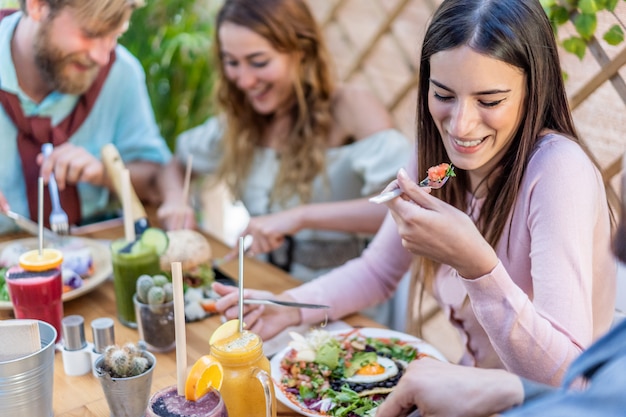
542,0,626,60
121,0,220,151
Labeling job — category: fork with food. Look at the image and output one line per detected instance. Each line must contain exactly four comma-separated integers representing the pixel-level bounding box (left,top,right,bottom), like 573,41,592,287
369,162,455,204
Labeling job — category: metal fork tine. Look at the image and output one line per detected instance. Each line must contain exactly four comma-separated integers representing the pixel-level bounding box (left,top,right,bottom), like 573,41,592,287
42,144,70,235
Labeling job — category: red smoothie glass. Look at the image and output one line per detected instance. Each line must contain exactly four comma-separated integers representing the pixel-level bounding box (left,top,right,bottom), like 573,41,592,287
5,249,64,343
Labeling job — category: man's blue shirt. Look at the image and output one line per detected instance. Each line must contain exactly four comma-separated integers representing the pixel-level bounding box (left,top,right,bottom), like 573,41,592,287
505,318,626,416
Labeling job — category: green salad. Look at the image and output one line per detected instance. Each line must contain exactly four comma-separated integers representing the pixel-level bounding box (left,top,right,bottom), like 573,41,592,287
277,329,420,417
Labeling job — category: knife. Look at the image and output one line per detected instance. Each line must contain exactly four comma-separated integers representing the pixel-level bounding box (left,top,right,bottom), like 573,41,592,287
243,299,330,309
4,210,61,241
101,144,150,236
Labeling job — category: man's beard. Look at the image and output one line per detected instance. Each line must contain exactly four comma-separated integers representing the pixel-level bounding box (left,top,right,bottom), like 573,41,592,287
33,21,100,95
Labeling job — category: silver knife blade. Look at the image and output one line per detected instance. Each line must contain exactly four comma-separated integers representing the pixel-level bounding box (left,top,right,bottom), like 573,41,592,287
4,211,62,241
243,299,330,309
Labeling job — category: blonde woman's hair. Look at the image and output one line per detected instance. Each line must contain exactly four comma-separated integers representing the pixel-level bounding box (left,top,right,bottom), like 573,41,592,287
214,0,335,204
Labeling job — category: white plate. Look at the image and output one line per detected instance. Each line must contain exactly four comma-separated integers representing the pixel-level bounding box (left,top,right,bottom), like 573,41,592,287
270,327,447,417
0,237,112,310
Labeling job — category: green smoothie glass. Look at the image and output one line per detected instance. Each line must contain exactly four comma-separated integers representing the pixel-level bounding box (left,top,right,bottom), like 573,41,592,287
111,240,162,328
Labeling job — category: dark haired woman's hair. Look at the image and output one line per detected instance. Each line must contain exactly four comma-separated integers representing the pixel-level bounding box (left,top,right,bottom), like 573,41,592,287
213,0,335,204
613,163,626,264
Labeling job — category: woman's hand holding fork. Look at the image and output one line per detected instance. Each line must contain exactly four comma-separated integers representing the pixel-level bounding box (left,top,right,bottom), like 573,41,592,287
385,168,498,280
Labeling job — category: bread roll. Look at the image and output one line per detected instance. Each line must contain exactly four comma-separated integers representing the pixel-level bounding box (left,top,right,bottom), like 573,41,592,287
159,230,212,271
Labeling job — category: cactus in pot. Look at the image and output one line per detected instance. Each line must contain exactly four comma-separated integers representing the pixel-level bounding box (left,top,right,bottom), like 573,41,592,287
134,274,176,353
136,274,174,308
95,342,156,417
99,342,151,378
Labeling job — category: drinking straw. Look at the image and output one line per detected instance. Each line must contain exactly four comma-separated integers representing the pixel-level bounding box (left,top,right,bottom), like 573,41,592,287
238,235,244,334
179,154,193,230
171,261,187,396
120,169,135,243
38,177,44,256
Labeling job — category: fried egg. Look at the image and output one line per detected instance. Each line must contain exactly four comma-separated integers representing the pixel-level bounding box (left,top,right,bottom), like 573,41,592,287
344,356,398,384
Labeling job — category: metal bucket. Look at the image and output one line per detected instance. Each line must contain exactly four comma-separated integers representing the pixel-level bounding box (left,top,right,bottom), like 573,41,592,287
0,320,57,417
95,351,156,417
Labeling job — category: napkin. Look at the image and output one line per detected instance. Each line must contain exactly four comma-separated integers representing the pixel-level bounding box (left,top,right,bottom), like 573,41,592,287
263,320,352,358
0,320,41,362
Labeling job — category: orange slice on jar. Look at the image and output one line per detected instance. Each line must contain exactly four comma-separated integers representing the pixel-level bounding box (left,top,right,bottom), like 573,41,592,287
18,249,63,271
209,319,244,345
185,355,223,401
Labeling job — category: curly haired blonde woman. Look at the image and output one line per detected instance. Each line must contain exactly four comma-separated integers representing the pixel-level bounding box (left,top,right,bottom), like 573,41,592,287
158,0,411,283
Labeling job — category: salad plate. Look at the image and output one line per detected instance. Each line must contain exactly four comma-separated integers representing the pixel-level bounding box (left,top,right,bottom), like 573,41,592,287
0,237,112,309
270,327,447,417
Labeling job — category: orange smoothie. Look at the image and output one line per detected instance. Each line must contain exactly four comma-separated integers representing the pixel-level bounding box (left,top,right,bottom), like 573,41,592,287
210,330,276,417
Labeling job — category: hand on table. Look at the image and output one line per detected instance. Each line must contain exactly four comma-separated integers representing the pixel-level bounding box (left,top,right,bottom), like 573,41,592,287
37,143,104,189
385,168,498,280
375,358,524,417
212,282,301,340
240,208,303,255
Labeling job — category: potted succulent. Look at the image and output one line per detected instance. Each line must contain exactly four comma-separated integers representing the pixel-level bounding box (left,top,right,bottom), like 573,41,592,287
94,342,156,417
133,275,176,352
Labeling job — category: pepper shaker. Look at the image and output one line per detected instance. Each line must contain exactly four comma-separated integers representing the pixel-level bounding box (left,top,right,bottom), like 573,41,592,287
90,317,115,376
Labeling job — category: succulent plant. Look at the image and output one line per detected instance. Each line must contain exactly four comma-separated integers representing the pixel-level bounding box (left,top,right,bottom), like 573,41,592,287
135,274,174,306
98,343,151,378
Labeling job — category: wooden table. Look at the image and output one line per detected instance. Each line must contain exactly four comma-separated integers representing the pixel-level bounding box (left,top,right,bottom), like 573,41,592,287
0,222,382,416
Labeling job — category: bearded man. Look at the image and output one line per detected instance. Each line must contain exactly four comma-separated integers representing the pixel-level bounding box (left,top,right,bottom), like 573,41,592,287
0,0,171,234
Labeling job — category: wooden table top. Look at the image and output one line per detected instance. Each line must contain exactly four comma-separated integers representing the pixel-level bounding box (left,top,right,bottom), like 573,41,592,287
0,221,382,416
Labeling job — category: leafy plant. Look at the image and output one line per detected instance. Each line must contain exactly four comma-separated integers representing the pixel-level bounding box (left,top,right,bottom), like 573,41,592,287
542,0,626,60
121,0,219,150
0,0,19,8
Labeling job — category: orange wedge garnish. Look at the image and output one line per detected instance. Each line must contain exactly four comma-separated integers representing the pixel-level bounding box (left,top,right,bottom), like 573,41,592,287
185,355,223,401
18,249,63,271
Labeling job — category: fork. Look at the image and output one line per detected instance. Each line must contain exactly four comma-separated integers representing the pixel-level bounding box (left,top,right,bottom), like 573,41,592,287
369,174,451,204
41,143,70,235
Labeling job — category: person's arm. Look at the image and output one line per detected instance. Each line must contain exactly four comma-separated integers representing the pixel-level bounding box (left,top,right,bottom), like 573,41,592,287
156,117,224,230
375,358,524,417
214,210,414,339
156,157,195,230
278,198,390,234
461,137,615,385
242,198,388,254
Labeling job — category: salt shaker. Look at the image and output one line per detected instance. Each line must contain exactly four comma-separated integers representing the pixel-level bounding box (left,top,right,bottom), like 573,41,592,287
90,317,115,376
61,315,93,376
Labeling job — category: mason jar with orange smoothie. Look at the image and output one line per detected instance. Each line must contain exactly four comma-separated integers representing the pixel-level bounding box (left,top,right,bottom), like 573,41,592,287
185,320,276,417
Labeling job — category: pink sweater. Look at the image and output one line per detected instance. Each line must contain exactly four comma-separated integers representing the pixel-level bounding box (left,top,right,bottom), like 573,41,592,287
286,134,616,386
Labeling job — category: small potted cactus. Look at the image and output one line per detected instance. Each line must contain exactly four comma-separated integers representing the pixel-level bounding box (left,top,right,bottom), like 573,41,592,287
133,274,176,352
94,342,156,417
